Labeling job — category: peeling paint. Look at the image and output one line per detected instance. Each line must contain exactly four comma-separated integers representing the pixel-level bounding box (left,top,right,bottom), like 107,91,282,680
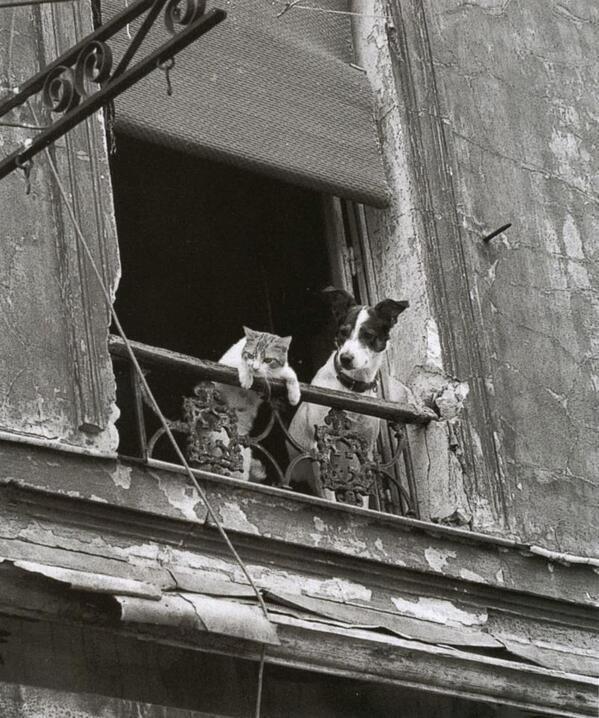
391,596,487,627
425,547,456,572
434,382,470,421
460,568,486,583
423,318,444,372
313,516,326,532
248,566,372,604
155,473,202,522
111,463,132,490
218,501,260,535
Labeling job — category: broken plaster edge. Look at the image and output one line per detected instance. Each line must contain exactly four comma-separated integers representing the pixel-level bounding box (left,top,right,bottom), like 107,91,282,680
0,429,118,460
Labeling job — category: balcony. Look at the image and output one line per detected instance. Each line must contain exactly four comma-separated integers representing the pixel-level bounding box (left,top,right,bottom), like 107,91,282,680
109,336,436,517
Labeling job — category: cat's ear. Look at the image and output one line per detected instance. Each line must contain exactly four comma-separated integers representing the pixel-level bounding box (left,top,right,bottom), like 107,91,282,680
322,286,357,324
243,326,256,338
278,335,292,350
373,299,409,327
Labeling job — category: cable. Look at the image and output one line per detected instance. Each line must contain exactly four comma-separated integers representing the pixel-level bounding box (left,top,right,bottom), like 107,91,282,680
0,0,79,8
0,120,48,129
277,2,387,20
28,104,270,621
255,645,266,718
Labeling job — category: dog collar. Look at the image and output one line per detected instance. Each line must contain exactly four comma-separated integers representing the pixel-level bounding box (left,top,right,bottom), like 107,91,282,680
334,353,378,393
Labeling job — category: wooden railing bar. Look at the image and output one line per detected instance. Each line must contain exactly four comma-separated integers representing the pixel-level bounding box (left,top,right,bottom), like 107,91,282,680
108,335,436,425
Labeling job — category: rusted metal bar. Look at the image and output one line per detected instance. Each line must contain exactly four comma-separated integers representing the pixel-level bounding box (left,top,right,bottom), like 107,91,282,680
129,364,149,462
482,222,512,242
110,0,168,81
0,0,78,8
108,335,436,425
0,0,156,118
0,7,226,180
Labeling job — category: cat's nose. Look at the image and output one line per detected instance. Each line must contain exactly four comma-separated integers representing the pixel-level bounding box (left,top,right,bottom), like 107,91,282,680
339,352,354,369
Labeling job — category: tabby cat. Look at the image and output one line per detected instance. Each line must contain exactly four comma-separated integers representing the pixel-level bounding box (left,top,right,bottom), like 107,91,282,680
216,327,300,480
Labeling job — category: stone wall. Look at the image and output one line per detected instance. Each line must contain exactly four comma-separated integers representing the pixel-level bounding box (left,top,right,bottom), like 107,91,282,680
0,3,120,455
354,0,599,555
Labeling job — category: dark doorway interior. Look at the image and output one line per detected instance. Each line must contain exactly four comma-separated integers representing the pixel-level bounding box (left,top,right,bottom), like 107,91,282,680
109,135,333,464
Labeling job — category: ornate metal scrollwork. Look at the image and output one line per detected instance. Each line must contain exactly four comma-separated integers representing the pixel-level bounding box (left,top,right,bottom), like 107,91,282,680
182,381,244,475
314,408,378,505
41,42,114,114
121,350,416,515
164,0,207,34
0,0,225,182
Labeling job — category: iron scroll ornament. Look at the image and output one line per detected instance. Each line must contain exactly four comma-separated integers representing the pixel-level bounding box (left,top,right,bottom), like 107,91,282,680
0,0,225,182
131,368,415,512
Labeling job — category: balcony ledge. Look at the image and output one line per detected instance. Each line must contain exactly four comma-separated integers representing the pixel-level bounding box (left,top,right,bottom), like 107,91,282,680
0,438,597,614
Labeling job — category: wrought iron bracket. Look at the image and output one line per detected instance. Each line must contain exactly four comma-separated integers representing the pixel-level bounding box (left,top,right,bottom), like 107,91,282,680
0,0,226,181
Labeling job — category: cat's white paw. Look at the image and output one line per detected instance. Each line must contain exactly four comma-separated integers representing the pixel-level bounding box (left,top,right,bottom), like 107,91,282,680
240,374,254,390
238,366,254,390
287,381,301,406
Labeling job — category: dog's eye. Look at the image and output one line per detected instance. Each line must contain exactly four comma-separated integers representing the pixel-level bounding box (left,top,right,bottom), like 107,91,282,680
339,326,351,338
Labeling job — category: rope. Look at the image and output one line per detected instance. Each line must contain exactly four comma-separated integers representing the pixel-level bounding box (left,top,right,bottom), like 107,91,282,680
28,104,271,621
277,2,387,20
255,645,266,718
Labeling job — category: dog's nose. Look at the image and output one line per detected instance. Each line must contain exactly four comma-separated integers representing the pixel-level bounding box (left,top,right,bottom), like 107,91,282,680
339,352,353,369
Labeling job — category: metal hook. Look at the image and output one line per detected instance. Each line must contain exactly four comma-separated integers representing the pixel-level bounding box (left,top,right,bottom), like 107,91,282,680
157,57,175,97
15,155,33,195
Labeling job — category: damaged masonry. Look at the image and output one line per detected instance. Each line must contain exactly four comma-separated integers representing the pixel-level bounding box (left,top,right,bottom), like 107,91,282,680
0,0,598,716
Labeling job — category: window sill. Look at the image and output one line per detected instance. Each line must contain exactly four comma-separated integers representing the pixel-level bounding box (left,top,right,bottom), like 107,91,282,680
0,438,596,611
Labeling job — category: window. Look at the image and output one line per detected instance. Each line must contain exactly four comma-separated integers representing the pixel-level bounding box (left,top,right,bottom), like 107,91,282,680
108,134,421,516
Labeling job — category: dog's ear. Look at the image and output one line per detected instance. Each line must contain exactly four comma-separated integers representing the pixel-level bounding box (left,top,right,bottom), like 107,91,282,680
321,286,357,324
374,299,409,327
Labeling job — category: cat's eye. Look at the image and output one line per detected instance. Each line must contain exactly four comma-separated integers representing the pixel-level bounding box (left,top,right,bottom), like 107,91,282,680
265,357,279,365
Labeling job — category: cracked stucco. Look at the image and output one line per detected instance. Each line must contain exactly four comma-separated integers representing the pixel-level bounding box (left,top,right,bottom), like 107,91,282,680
352,2,475,528
427,0,599,554
391,595,487,627
0,11,121,456
355,0,598,554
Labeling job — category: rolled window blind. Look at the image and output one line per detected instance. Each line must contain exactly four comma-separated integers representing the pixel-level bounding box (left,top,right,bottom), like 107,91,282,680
107,0,390,207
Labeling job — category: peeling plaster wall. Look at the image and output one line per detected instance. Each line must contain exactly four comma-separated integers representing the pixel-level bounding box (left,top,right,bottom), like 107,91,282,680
355,0,599,554
418,0,599,554
353,3,474,528
0,5,120,454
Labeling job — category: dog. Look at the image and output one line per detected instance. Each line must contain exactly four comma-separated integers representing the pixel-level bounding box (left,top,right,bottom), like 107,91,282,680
287,287,409,504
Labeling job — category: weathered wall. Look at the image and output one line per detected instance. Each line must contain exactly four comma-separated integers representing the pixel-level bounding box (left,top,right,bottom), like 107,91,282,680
352,2,475,529
0,3,120,454
354,0,599,555
425,0,599,554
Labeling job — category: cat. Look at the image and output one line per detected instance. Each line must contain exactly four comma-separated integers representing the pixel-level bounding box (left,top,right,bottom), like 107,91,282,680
214,326,301,480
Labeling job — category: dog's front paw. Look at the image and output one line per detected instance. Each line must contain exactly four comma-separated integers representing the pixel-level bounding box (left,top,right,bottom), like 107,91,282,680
287,381,301,406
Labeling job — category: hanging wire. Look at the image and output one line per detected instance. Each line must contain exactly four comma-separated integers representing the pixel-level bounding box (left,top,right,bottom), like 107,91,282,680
0,119,48,129
0,0,79,8
26,102,271,624
276,2,387,20
255,645,266,718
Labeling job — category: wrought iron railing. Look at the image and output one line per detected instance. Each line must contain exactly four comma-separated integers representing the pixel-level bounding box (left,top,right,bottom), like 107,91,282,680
109,336,436,517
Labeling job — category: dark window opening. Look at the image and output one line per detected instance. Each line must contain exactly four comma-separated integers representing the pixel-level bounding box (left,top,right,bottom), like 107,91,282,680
110,135,334,479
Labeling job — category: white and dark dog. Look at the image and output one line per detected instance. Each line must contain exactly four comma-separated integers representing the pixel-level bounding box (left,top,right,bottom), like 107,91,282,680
288,287,409,502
